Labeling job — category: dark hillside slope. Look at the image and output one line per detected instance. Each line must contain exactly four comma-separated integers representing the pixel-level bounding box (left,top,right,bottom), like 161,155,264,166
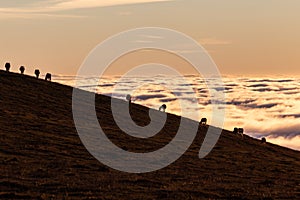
0,70,299,199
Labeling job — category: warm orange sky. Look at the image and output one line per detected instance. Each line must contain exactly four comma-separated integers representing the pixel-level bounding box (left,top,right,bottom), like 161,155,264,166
0,0,300,76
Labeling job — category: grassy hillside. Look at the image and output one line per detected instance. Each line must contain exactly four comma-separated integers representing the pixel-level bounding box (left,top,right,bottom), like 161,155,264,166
0,70,299,199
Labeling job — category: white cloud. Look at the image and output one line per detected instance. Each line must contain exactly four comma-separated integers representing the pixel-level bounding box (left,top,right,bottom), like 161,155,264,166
44,0,173,11
266,135,300,151
0,0,173,13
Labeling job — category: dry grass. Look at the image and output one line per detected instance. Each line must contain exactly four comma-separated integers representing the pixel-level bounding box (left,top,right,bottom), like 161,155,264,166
0,70,299,199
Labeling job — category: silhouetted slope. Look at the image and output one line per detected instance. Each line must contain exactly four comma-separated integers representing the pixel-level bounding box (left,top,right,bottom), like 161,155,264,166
0,70,299,199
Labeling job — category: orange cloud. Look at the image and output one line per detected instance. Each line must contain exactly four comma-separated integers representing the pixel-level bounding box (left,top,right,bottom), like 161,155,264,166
0,0,173,13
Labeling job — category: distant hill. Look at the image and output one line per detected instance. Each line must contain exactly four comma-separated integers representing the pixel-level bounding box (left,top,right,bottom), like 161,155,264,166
0,70,299,199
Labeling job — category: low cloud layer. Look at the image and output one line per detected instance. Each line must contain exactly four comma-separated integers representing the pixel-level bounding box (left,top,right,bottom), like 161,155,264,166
57,75,300,150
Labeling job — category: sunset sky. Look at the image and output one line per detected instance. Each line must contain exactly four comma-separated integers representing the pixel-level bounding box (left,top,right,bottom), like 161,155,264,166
1,0,300,76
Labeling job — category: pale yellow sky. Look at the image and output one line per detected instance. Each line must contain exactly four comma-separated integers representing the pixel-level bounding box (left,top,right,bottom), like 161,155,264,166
0,0,299,76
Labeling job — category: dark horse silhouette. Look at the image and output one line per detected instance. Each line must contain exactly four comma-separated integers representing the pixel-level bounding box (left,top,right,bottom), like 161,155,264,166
34,69,40,78
45,73,52,81
159,104,167,112
233,127,239,134
19,66,25,74
233,127,244,138
200,118,207,125
126,94,132,103
5,63,10,72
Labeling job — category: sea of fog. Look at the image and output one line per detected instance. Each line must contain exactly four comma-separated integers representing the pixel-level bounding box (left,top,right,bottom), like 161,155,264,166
53,75,300,151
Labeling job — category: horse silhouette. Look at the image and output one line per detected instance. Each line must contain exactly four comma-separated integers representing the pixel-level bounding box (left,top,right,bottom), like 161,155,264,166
19,66,25,74
233,127,244,138
34,69,40,78
45,73,51,81
233,127,239,134
5,63,10,72
159,104,167,112
200,118,207,125
126,94,132,103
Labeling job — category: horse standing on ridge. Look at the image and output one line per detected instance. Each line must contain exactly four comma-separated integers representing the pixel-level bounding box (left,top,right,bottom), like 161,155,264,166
5,63,10,72
159,104,167,112
34,69,40,78
19,66,25,74
45,73,52,81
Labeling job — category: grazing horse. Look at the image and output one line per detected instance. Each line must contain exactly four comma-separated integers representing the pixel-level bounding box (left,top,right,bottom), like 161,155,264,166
5,62,10,72
159,104,167,112
200,118,207,125
233,127,239,134
233,127,244,138
34,69,40,78
126,94,132,103
45,73,51,81
238,128,244,138
19,66,25,74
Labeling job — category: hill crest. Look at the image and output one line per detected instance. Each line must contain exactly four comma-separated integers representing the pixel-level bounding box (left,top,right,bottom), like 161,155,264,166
1,70,299,199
